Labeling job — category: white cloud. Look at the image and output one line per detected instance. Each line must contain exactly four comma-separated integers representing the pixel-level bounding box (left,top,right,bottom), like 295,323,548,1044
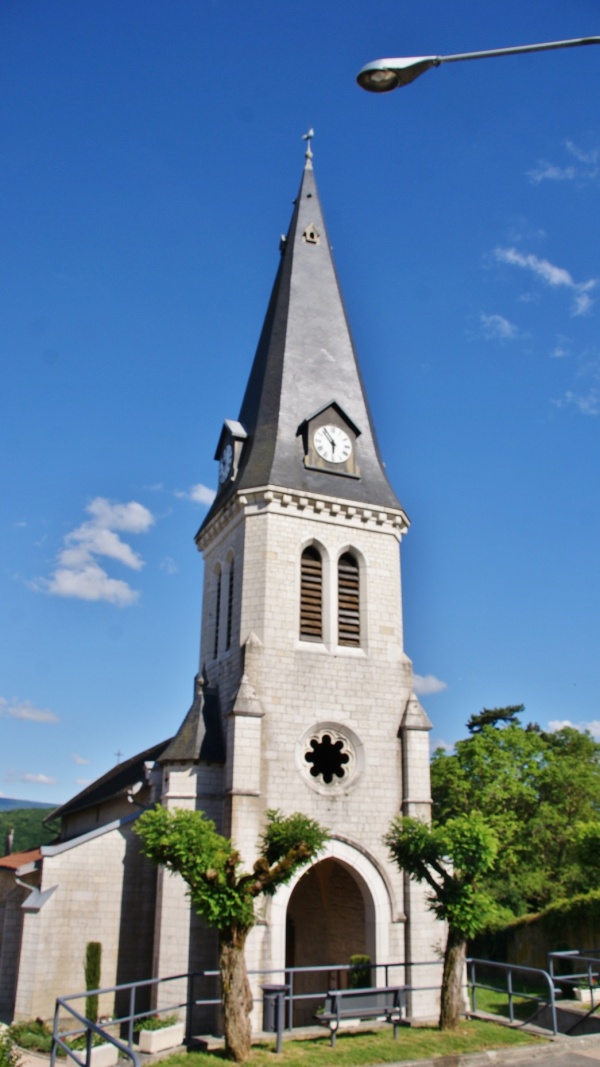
480,313,519,341
160,556,179,575
548,719,600,740
75,777,92,786
528,162,576,183
565,141,600,168
45,561,141,605
413,673,448,696
0,697,59,724
556,389,600,416
552,336,572,359
528,140,599,184
37,497,154,606
72,753,90,765
21,773,57,786
430,737,454,754
494,247,597,317
175,483,216,506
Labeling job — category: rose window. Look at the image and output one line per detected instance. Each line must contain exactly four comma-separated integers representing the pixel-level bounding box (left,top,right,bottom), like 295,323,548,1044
305,733,349,784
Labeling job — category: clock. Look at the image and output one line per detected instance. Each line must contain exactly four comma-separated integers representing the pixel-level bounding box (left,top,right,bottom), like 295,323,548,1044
218,443,233,484
313,425,353,465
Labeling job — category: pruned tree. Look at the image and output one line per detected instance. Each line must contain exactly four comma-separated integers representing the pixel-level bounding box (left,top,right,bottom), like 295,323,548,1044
385,813,499,1030
135,806,328,1062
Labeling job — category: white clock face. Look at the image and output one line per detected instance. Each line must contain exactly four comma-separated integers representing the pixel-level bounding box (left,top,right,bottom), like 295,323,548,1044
218,443,233,484
313,425,352,464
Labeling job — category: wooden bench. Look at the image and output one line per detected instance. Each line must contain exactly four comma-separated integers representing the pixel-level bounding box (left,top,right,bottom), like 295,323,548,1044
316,986,408,1047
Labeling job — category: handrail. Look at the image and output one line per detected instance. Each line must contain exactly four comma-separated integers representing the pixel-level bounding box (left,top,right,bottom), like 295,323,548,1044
51,957,444,1054
467,957,558,1036
51,998,140,1067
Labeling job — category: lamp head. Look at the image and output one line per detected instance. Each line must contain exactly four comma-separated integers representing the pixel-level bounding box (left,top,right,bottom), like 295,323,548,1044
356,56,439,92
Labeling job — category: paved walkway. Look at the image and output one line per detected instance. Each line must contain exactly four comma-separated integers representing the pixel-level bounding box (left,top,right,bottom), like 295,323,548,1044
381,1032,600,1066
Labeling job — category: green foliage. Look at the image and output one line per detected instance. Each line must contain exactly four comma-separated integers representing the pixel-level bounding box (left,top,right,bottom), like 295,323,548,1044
467,705,524,733
85,941,102,1024
8,1019,53,1055
135,806,328,935
385,814,499,940
431,715,600,917
259,810,328,877
0,809,57,854
0,1029,21,1067
348,955,371,989
136,1014,178,1032
135,806,254,933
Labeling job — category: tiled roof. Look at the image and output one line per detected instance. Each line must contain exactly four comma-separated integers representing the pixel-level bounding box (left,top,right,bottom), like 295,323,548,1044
0,848,41,870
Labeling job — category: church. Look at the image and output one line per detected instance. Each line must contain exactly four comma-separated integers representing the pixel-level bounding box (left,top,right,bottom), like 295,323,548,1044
0,144,440,1028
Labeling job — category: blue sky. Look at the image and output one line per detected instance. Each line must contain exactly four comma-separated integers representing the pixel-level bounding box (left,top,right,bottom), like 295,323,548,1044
1,0,599,804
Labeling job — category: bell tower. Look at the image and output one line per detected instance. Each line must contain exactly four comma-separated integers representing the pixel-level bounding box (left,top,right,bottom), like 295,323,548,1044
191,142,438,1017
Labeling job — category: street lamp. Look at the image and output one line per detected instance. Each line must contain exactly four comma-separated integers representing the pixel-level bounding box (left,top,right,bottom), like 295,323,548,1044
357,35,600,93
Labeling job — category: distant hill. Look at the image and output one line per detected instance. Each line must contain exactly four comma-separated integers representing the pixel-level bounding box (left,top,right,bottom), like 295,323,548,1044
0,797,54,812
1,805,59,855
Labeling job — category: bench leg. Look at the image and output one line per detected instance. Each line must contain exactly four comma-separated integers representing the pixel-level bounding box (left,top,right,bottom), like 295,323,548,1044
330,1027,336,1049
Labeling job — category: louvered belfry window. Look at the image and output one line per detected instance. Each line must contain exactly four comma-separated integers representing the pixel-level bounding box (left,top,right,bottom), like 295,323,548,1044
300,546,323,641
338,552,360,646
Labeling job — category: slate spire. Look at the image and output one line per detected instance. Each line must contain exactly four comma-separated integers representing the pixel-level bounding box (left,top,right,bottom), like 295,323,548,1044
202,148,403,529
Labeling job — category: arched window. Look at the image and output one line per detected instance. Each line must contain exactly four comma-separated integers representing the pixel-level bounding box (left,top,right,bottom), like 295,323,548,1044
213,567,222,659
300,546,323,641
338,552,360,646
226,557,235,651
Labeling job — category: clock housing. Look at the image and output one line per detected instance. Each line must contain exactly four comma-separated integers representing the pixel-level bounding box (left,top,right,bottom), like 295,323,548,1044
297,401,361,478
214,419,248,490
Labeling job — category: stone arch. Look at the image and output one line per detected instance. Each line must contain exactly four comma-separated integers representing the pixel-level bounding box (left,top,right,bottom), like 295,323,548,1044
266,836,394,977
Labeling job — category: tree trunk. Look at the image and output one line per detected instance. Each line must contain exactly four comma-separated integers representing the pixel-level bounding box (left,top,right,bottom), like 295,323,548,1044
220,930,253,1062
439,927,467,1030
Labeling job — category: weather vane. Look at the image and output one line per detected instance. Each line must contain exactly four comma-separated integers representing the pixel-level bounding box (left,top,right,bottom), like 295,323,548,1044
302,128,314,160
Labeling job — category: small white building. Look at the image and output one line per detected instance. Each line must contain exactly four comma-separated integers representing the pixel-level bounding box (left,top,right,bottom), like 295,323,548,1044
0,149,441,1028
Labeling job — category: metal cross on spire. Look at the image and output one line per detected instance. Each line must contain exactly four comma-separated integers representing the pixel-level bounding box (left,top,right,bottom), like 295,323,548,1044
302,127,314,161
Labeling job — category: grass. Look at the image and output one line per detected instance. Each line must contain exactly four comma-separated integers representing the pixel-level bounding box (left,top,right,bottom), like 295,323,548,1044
161,1019,541,1066
470,982,550,1025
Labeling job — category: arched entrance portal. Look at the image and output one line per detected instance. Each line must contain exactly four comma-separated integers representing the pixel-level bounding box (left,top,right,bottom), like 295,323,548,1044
285,858,369,1025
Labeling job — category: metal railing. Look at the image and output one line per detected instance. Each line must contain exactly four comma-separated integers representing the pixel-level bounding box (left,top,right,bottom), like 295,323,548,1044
51,958,443,1058
52,972,189,1067
549,949,600,1007
190,958,442,1032
467,957,558,1035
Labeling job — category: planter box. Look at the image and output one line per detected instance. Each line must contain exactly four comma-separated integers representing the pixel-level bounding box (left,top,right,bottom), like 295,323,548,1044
88,1044,119,1067
574,987,597,1004
138,1023,185,1053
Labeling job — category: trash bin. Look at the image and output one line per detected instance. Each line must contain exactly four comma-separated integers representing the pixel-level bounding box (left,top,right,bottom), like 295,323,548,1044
262,984,288,1033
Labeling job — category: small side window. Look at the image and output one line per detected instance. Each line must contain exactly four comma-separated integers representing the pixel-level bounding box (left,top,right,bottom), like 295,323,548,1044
226,557,235,650
213,567,222,658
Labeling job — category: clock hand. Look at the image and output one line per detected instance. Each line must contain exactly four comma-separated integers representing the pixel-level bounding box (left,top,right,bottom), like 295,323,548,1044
324,428,336,450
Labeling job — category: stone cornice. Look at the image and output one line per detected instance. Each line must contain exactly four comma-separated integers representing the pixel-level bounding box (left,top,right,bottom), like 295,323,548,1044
197,484,410,550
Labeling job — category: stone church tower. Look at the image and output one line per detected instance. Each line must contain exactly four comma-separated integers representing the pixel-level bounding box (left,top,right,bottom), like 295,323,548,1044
154,144,439,1020
0,145,440,1027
